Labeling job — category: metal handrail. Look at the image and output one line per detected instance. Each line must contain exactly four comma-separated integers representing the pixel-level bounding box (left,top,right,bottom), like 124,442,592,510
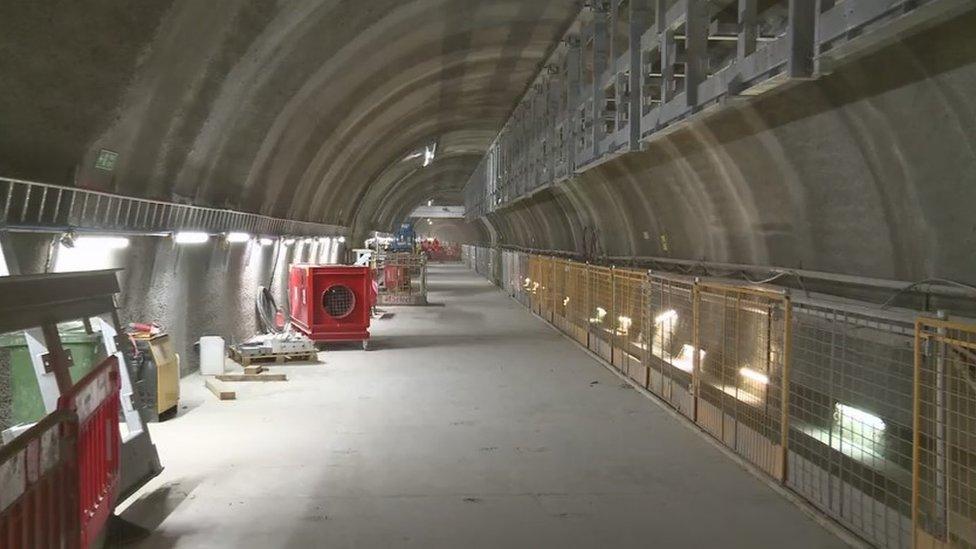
0,176,345,238
495,243,976,301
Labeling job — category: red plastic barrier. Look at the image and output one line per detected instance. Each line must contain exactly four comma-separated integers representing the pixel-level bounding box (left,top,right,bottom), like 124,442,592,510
57,357,121,549
0,410,80,549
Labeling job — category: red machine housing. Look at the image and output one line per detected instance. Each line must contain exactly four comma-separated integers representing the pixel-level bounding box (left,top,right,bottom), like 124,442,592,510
289,264,371,345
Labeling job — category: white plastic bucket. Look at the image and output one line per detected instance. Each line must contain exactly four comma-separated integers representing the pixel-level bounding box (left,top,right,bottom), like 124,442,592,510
199,336,225,375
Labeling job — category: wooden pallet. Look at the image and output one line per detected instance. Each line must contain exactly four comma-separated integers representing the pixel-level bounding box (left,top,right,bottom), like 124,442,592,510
228,346,318,367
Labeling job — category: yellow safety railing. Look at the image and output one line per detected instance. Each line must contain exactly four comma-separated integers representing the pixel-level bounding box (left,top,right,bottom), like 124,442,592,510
644,273,697,419
527,255,544,315
695,282,791,480
551,258,570,332
539,256,555,320
562,260,590,345
587,265,614,363
612,268,647,386
467,248,976,549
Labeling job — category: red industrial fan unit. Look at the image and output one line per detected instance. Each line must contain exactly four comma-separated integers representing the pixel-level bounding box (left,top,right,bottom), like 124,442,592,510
289,264,372,349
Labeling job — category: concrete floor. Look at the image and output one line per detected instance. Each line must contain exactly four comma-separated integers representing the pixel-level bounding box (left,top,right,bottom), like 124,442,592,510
118,264,848,548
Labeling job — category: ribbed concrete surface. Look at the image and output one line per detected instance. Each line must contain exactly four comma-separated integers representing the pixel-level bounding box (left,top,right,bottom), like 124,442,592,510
119,265,847,548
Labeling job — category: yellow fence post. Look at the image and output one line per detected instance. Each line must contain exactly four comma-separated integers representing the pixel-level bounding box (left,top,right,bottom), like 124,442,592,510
692,279,701,423
780,295,792,485
912,318,923,549
610,265,616,368
550,256,556,322
585,263,591,348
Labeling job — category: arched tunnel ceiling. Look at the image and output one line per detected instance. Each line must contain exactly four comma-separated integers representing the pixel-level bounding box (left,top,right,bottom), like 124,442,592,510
0,0,579,235
3,2,975,282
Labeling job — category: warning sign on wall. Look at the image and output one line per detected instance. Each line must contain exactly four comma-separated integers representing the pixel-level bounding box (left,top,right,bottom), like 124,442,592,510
94,149,119,172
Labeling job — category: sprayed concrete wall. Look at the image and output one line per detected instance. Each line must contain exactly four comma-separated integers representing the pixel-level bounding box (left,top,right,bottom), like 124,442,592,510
0,233,343,376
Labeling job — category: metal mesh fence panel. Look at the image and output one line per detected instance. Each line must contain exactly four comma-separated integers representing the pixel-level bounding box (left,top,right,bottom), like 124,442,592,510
538,257,554,320
475,247,489,278
613,268,648,386
644,273,697,419
527,255,543,314
565,261,590,345
587,266,614,363
789,299,917,548
552,259,570,333
490,247,501,286
915,318,976,549
514,252,531,307
696,282,788,479
501,251,516,297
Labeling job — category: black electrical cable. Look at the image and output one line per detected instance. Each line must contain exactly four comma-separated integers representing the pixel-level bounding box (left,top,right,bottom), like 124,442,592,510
256,286,286,334
881,278,976,309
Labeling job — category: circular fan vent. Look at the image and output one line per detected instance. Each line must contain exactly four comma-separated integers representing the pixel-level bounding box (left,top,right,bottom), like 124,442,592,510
322,285,355,319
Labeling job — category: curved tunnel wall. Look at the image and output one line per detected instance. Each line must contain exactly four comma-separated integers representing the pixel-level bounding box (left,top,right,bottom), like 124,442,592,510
486,12,976,286
0,0,579,235
4,3,972,284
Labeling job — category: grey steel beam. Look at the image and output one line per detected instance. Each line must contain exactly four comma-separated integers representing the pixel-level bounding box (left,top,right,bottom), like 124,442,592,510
684,0,709,107
628,0,651,150
738,0,758,60
788,0,817,78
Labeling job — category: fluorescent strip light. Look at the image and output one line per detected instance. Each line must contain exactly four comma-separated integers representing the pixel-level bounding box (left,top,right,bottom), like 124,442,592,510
835,403,886,431
618,316,632,334
337,236,346,243
589,307,608,324
739,367,770,385
654,309,678,324
74,236,130,249
282,239,296,245
226,232,250,243
672,344,703,373
720,385,763,406
423,143,437,167
258,237,275,246
173,232,209,244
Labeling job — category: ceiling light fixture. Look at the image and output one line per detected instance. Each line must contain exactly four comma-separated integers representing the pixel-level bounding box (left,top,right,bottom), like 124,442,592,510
173,232,209,244
423,142,437,167
226,232,250,243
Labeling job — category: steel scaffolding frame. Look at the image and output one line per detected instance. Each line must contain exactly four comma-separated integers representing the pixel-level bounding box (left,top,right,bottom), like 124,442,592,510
463,0,973,220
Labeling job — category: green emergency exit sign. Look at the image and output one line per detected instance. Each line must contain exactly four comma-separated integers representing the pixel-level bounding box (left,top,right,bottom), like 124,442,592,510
94,149,119,172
